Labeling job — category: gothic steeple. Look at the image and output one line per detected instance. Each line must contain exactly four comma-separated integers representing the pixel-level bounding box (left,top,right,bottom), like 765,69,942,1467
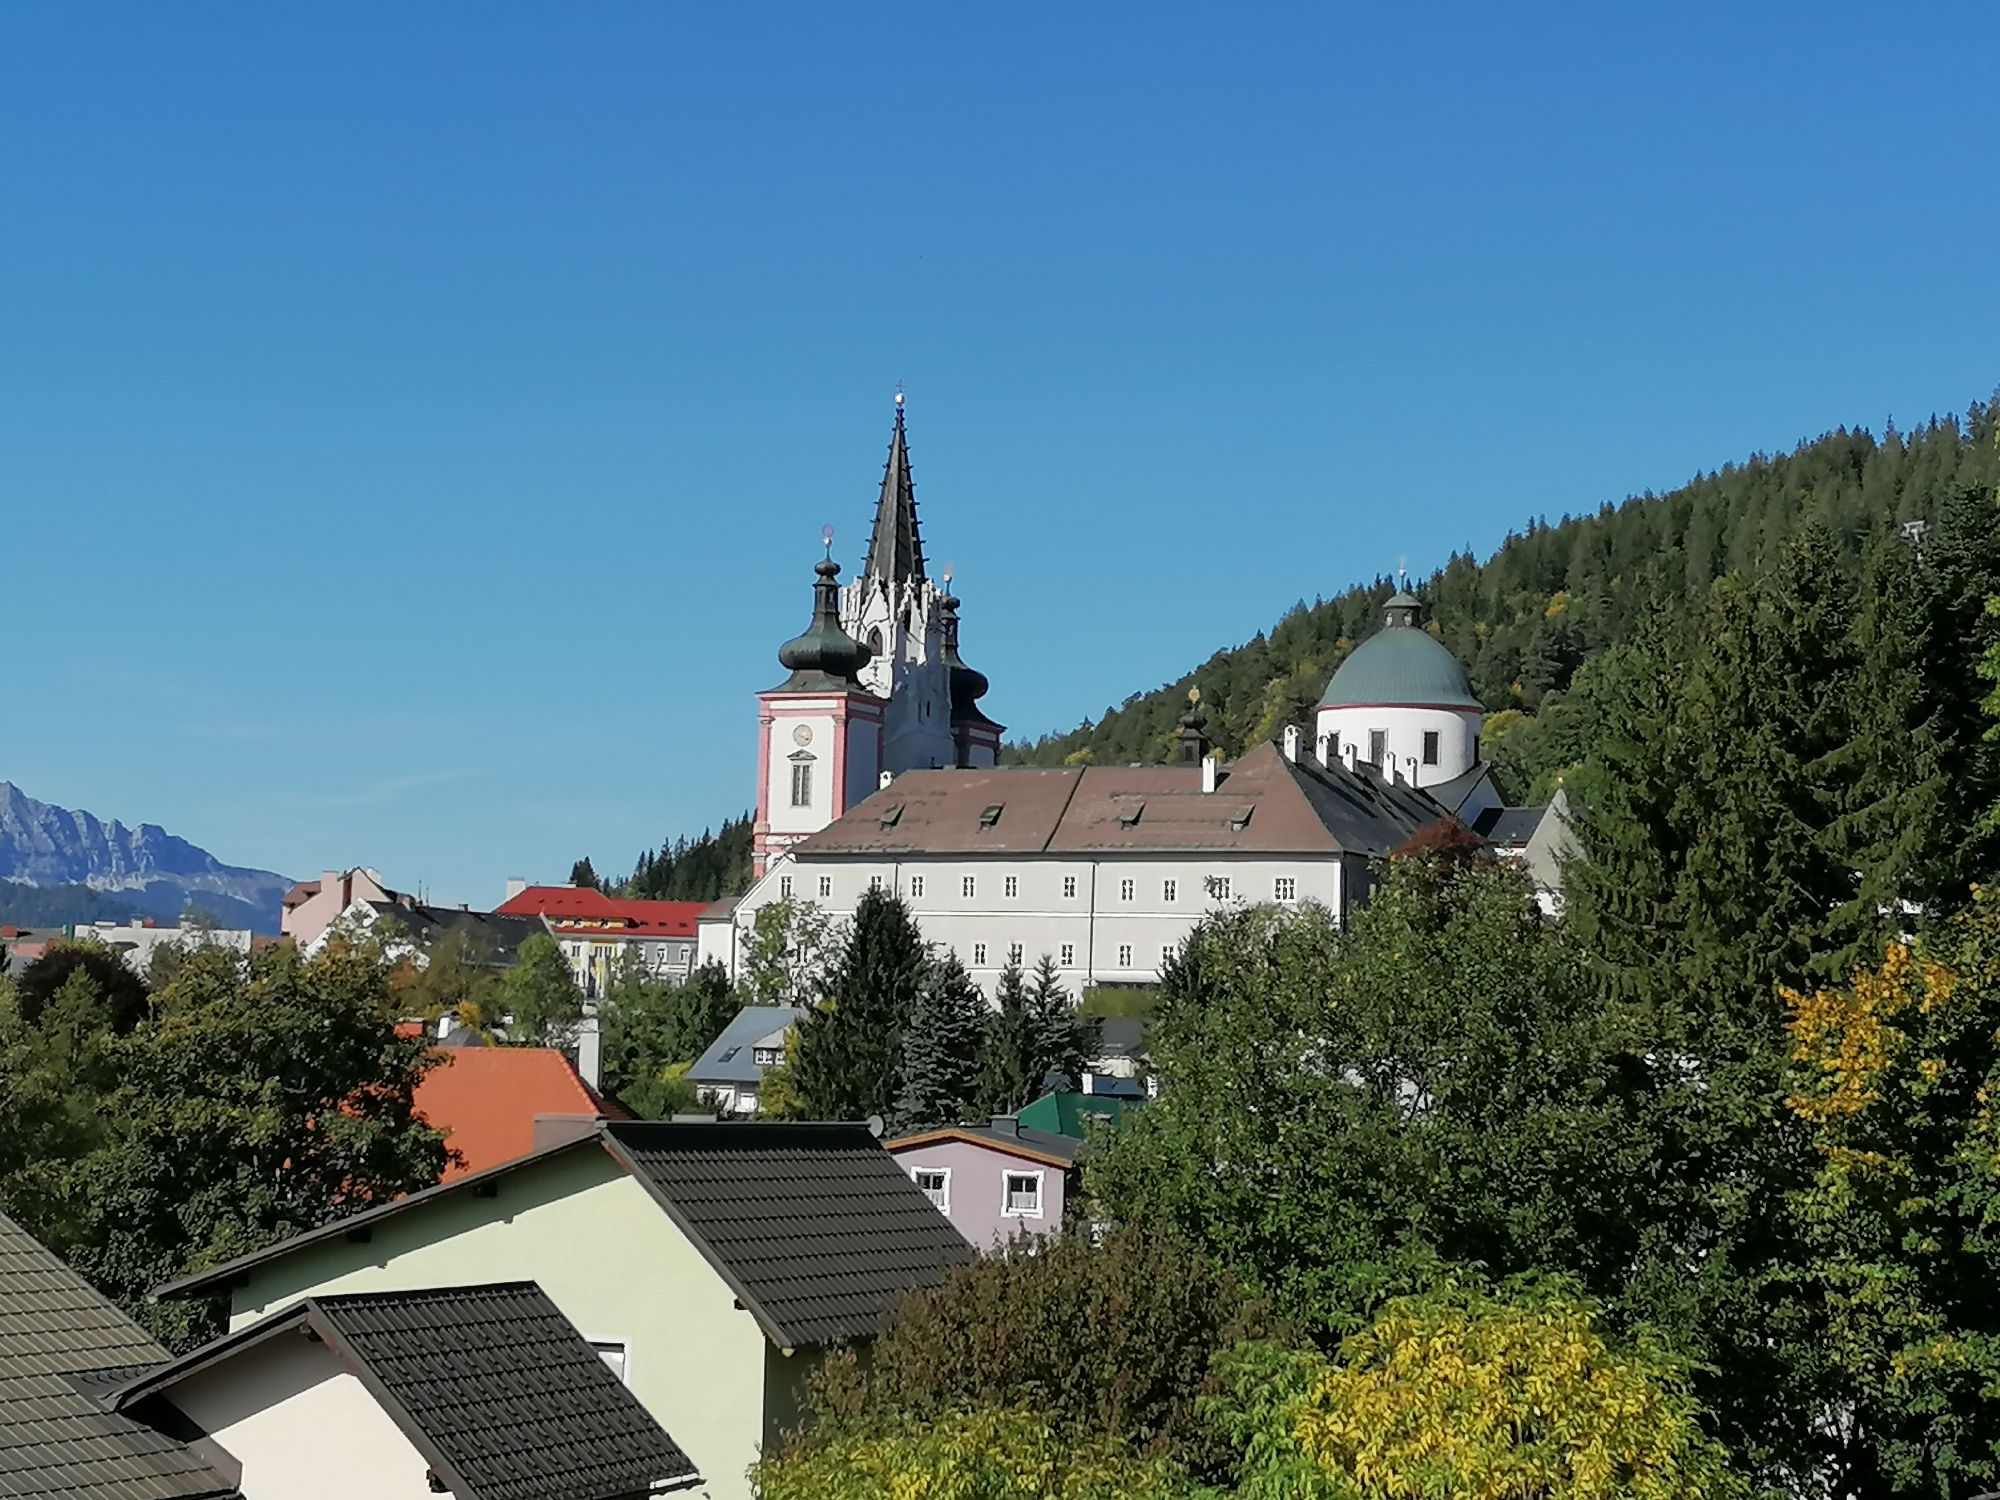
862,391,926,587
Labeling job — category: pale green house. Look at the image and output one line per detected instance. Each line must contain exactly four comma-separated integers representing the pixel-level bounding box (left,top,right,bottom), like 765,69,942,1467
156,1121,974,1500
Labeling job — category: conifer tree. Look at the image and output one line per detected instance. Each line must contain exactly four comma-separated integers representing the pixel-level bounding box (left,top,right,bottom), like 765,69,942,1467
787,889,929,1121
978,960,1037,1115
893,954,987,1131
1025,955,1091,1093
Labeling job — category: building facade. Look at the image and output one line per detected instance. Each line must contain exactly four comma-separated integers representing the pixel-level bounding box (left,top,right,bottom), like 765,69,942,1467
493,884,704,995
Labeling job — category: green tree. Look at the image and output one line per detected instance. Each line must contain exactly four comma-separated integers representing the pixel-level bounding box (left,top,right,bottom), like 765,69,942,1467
388,924,502,1034
740,898,832,1008
977,958,1037,1115
893,953,986,1130
14,939,150,1033
1026,955,1092,1096
787,889,928,1121
496,933,583,1048
598,956,740,1118
569,857,600,890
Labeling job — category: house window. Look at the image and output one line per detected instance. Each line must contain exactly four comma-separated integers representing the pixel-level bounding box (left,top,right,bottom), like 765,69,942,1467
1004,875,1019,898
962,875,977,898
909,874,925,898
1161,945,1174,967
1422,730,1440,766
1008,942,1023,965
1062,875,1077,899
1002,1171,1044,1219
870,874,884,892
1368,729,1387,766
779,875,793,899
753,1046,783,1067
1275,877,1297,902
790,761,813,807
1060,943,1075,966
1162,878,1177,903
1208,875,1234,901
973,942,988,965
1117,943,1133,967
817,875,832,899
912,1167,950,1211
1119,878,1135,901
590,1340,628,1383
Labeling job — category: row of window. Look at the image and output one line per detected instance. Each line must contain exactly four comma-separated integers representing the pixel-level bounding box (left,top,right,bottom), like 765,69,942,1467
955,939,1175,971
1327,729,1443,767
776,872,1302,903
910,1165,1044,1219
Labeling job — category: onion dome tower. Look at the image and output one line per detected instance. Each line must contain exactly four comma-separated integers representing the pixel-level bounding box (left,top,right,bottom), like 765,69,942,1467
939,571,1003,767
754,544,887,876
1315,583,1482,788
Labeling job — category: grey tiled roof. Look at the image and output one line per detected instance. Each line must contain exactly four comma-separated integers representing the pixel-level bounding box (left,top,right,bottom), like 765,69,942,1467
0,1212,235,1500
1472,804,1548,847
605,1121,975,1350
685,1005,803,1086
364,902,549,968
116,1283,697,1500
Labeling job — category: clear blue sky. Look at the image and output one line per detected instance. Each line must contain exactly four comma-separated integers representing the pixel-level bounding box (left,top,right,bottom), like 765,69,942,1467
4,3,1996,905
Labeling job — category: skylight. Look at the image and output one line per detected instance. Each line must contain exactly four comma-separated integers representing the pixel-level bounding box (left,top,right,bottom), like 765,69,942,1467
978,804,1004,829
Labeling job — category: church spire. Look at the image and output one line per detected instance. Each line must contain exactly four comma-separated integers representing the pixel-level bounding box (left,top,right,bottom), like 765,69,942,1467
863,389,926,587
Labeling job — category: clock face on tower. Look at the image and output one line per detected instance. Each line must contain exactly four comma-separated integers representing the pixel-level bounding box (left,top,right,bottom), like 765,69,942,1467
792,724,814,747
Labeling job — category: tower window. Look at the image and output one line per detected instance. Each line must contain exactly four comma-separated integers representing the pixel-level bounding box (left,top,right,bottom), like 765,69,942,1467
790,761,813,807
1422,731,1440,766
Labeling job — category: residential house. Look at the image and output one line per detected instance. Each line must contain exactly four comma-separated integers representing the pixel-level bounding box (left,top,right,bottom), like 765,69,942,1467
685,1006,803,1115
155,1121,974,1500
410,1042,627,1181
1016,1086,1141,1139
67,915,255,974
280,867,400,948
0,1209,236,1500
107,1282,699,1500
494,885,707,995
886,1115,1081,1248
305,899,549,968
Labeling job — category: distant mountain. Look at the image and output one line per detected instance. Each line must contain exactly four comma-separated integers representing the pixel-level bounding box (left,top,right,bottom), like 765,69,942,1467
0,783,292,933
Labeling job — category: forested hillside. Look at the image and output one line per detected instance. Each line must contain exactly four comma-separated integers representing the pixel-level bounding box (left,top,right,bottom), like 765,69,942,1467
1004,399,2000,792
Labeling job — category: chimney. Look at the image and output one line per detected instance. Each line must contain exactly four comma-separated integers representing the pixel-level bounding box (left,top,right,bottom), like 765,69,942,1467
879,769,895,790
1281,725,1301,763
989,1114,1019,1137
1200,753,1219,795
1315,734,1332,768
1342,742,1360,773
504,877,528,902
574,1011,602,1089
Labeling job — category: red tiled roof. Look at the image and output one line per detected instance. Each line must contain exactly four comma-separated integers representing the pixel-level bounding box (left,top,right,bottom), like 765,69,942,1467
282,880,321,907
413,1046,628,1182
492,887,707,938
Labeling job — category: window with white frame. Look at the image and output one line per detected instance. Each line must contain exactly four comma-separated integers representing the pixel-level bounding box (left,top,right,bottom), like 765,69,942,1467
973,942,988,965
790,761,813,807
962,874,977,898
779,875,792,899
1207,875,1233,901
589,1340,628,1383
1162,878,1177,902
909,874,925,898
912,1166,950,1211
753,1046,784,1067
1008,942,1023,964
1117,943,1133,967
1002,1170,1044,1218
1060,942,1075,966
1274,876,1297,902
1062,875,1077,899
1422,730,1440,766
870,874,884,891
1161,945,1174,967
1119,878,1135,901
818,875,832,898
1004,874,1019,898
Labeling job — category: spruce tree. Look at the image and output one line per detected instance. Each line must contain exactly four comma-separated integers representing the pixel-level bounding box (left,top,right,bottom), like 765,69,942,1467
892,954,987,1131
978,960,1037,1115
1024,955,1091,1093
787,889,930,1121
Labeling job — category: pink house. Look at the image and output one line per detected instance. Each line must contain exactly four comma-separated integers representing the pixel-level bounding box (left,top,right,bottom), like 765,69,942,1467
885,1116,1082,1249
279,867,399,948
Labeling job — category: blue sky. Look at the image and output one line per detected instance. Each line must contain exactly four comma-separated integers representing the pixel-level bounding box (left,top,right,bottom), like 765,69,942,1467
4,3,1996,905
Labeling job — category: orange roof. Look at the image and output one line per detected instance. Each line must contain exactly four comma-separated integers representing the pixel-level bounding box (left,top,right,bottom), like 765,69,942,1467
492,886,707,938
412,1046,627,1182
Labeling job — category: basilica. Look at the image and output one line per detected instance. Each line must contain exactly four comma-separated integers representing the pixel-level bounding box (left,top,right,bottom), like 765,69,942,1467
707,397,1567,993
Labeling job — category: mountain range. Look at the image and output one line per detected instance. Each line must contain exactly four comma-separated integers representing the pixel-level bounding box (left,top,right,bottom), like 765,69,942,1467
0,783,292,933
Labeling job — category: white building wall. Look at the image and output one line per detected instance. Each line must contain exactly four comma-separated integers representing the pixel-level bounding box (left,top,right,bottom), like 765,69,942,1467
1315,703,1481,788
846,578,957,773
762,703,844,844
165,1333,436,1500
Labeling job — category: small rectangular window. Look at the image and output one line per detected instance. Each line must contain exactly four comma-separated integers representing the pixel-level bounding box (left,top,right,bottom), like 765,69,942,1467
913,1167,950,1211
1162,879,1177,903
1004,874,1019,898
1117,943,1133,967
1369,729,1387,766
973,942,988,965
590,1340,628,1383
1060,942,1075,965
909,874,925,898
962,875,977,898
1062,875,1077,899
1007,942,1023,965
1422,730,1440,766
790,761,813,807
1002,1171,1043,1218
1275,877,1297,902
1161,945,1174,966
817,875,832,899
1119,878,1135,902
779,875,792,899
1208,875,1233,901
870,874,884,891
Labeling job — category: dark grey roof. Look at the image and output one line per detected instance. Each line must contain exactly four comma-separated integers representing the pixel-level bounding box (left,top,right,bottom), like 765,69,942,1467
603,1121,975,1349
863,397,926,586
685,1006,803,1086
1092,1017,1148,1057
0,1212,236,1500
366,903,548,967
1424,761,1497,816
1273,752,1446,858
116,1283,697,1500
1472,804,1547,847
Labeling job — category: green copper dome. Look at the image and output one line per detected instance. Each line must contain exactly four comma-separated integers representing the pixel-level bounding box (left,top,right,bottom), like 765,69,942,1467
1320,593,1481,710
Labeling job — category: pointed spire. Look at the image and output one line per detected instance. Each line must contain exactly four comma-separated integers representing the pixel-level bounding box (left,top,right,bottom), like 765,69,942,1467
863,389,926,587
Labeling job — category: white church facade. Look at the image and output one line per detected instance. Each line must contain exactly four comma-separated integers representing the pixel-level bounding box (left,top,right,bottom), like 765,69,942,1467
707,396,1561,993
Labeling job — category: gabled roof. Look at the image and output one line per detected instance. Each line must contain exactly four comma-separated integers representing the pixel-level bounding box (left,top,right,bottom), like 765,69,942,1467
0,1211,236,1500
363,903,548,967
492,887,706,938
414,1047,626,1182
685,1005,804,1086
886,1122,1082,1168
114,1283,698,1500
1472,804,1548,848
1017,1088,1141,1139
154,1122,974,1352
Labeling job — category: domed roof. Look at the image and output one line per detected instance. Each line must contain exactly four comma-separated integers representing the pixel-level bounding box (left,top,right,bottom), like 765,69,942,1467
1320,593,1481,711
773,558,873,691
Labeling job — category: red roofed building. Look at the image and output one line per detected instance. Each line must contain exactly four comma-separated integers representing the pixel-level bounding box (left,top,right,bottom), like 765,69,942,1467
493,885,708,996
413,1044,627,1182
